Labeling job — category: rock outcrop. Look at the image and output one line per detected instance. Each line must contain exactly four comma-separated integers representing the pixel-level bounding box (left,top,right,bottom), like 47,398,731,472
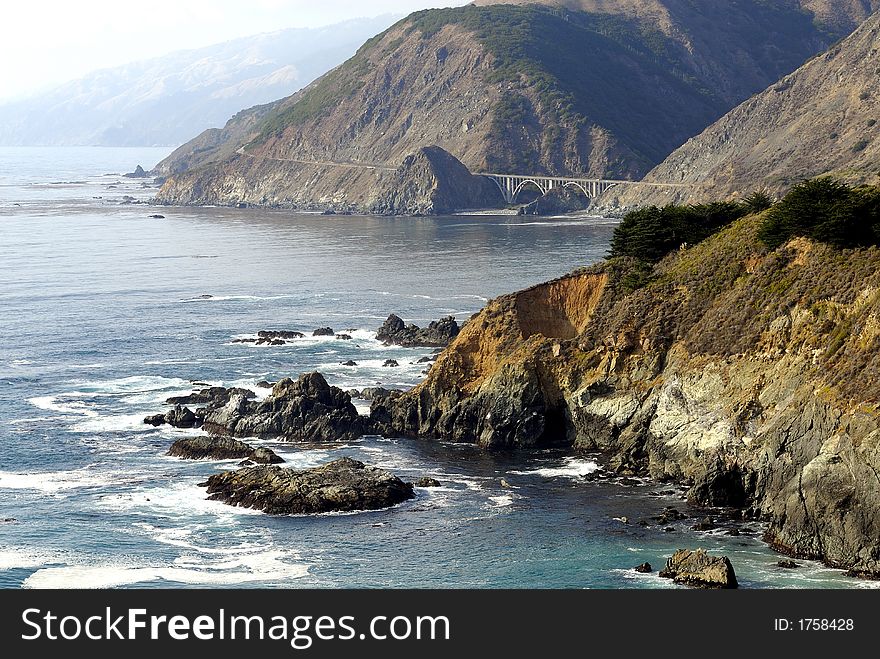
202,372,364,441
373,214,880,576
166,386,256,408
167,436,283,463
376,314,460,347
659,549,738,588
370,146,502,215
200,457,415,514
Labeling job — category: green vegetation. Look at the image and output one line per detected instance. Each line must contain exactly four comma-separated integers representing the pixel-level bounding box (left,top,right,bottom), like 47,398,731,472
610,202,749,263
758,178,880,249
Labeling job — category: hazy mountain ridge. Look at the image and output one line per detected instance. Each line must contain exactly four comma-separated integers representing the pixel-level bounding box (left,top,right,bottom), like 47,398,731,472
0,16,399,146
155,1,850,212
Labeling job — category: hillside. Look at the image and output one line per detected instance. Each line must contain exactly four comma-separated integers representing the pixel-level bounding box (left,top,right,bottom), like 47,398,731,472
0,16,397,146
155,1,848,212
372,186,880,576
606,10,880,209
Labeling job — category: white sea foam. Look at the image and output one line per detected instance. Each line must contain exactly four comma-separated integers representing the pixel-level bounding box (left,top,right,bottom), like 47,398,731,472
179,294,297,303
22,553,309,589
488,494,516,508
28,395,99,417
0,467,136,494
508,457,600,479
0,547,62,571
70,412,154,434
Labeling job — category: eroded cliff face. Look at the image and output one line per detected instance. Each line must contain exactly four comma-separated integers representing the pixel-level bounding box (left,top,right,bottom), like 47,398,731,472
374,216,880,575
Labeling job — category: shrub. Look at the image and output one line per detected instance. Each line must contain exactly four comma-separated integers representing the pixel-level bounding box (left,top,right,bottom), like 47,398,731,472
610,202,748,263
743,190,774,214
757,178,880,249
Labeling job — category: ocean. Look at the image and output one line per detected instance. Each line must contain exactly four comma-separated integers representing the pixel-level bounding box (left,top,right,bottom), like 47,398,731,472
0,146,870,589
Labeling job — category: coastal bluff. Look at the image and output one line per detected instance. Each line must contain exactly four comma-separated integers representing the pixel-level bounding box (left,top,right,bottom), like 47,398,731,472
372,213,880,577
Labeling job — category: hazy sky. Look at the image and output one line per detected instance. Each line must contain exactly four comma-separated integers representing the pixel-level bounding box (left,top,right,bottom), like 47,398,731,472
1,0,470,102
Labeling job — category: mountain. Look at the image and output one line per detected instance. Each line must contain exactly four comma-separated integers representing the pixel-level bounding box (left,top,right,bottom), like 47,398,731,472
155,1,855,212
0,16,399,147
371,204,880,577
605,9,880,209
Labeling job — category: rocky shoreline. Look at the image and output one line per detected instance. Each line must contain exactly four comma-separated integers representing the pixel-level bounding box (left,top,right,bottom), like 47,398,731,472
142,280,879,581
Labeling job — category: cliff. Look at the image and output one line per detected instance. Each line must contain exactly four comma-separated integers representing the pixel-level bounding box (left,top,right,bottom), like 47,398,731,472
155,2,845,212
606,10,880,209
370,146,503,215
373,213,880,576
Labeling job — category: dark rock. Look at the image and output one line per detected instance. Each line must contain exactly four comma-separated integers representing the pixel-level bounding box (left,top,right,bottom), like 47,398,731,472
200,457,415,514
725,528,741,536
416,356,433,363
653,507,688,524
256,380,275,388
124,165,147,178
167,436,283,464
382,359,399,368
335,334,352,340
358,387,399,401
143,413,166,427
777,560,801,569
166,386,255,409
149,214,165,218
415,477,441,487
376,314,459,348
527,187,591,216
634,562,653,573
257,330,304,340
664,527,675,532
692,516,717,531
659,549,738,588
313,327,335,336
201,372,364,442
1,518,17,523
165,405,200,428
340,360,358,366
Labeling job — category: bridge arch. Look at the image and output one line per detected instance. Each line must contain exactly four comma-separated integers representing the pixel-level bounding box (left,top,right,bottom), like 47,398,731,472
512,179,548,202
562,181,591,198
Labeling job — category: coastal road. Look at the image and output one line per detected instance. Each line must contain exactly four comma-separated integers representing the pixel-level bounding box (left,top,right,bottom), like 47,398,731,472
236,148,396,172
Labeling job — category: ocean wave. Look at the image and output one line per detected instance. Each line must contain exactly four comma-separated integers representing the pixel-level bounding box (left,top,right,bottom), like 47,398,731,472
0,466,137,494
22,553,310,589
179,294,297,303
508,457,600,479
28,395,99,417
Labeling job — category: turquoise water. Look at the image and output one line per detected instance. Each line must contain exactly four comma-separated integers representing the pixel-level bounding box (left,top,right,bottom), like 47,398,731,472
0,146,871,589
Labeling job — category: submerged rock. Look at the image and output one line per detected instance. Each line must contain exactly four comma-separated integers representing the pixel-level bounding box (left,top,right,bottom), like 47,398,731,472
659,549,738,588
168,436,283,464
383,359,399,368
258,330,305,340
200,457,415,514
634,562,653,573
415,477,441,487
376,314,460,348
202,372,364,442
313,327,335,336
777,560,801,569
